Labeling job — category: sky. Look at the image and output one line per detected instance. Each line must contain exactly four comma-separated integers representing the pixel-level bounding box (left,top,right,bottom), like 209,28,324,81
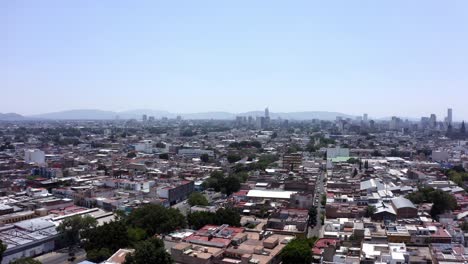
2,1,468,120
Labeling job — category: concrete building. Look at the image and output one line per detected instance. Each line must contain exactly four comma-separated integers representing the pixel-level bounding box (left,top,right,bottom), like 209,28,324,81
157,180,194,205
24,149,45,165
0,218,58,264
432,150,449,162
326,147,350,160
391,197,417,219
282,153,302,171
134,140,153,153
178,149,215,158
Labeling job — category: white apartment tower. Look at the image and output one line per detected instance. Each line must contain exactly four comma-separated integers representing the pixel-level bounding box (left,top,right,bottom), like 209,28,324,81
24,149,46,165
447,108,453,125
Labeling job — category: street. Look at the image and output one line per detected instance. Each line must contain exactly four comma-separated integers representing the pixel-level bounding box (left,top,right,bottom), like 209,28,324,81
308,171,326,238
34,248,87,264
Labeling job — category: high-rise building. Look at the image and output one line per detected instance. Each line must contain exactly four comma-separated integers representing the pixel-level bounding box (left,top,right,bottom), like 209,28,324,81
264,107,270,129
447,108,453,125
430,114,437,128
363,113,368,122
142,114,147,122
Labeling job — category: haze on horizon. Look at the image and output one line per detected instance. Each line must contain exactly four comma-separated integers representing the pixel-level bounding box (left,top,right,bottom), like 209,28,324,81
2,1,468,120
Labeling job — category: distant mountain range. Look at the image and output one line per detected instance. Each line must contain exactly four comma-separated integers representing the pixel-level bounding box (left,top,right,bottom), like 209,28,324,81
0,113,26,121
0,109,356,121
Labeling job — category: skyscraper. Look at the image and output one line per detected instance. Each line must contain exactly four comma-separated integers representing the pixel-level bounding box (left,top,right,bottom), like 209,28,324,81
430,114,437,128
447,108,453,125
264,107,270,129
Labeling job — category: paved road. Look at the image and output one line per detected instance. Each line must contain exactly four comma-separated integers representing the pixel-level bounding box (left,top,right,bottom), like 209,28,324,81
308,171,326,238
172,200,190,216
35,248,87,264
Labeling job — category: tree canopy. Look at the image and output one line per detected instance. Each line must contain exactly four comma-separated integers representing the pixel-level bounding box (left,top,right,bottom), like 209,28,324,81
0,239,7,262
227,153,242,163
308,206,317,226
187,208,241,230
83,220,130,262
202,171,243,196
281,238,315,264
125,238,172,264
406,187,458,217
188,192,209,206
446,169,468,188
56,215,97,248
126,204,186,236
200,153,210,163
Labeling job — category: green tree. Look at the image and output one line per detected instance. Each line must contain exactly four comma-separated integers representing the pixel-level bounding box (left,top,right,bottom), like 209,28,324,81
87,248,113,263
366,205,377,217
281,238,313,264
460,221,468,231
188,192,209,206
202,171,242,195
447,169,468,187
187,211,216,230
200,153,210,163
308,206,317,226
233,171,249,182
347,158,359,164
321,194,327,206
127,227,148,244
57,215,97,248
0,239,7,263
127,152,137,158
430,190,458,218
215,208,241,227
83,221,129,257
127,204,186,236
159,153,169,160
187,208,241,230
223,176,241,196
125,238,172,264
406,188,458,218
227,153,242,163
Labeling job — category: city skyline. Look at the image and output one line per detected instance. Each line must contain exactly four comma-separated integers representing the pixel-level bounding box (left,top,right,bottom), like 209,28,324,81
3,1,468,118
0,107,464,122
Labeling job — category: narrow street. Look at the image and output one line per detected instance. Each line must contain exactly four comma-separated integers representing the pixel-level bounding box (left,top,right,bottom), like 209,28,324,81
34,248,87,264
308,170,326,238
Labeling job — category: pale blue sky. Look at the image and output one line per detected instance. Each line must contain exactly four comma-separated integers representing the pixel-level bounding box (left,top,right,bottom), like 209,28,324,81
2,1,468,120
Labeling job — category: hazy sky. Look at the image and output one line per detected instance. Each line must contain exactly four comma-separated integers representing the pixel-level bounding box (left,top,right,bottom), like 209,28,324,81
2,1,468,120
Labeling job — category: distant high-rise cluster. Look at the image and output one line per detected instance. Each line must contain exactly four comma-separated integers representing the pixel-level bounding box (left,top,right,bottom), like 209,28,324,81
235,107,274,129
445,108,453,125
418,108,456,132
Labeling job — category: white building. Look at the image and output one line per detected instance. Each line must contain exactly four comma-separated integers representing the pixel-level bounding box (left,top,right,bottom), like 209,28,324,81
0,218,57,264
431,150,449,162
26,187,50,198
24,149,45,165
178,148,214,158
326,147,350,159
103,179,151,192
134,140,153,153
